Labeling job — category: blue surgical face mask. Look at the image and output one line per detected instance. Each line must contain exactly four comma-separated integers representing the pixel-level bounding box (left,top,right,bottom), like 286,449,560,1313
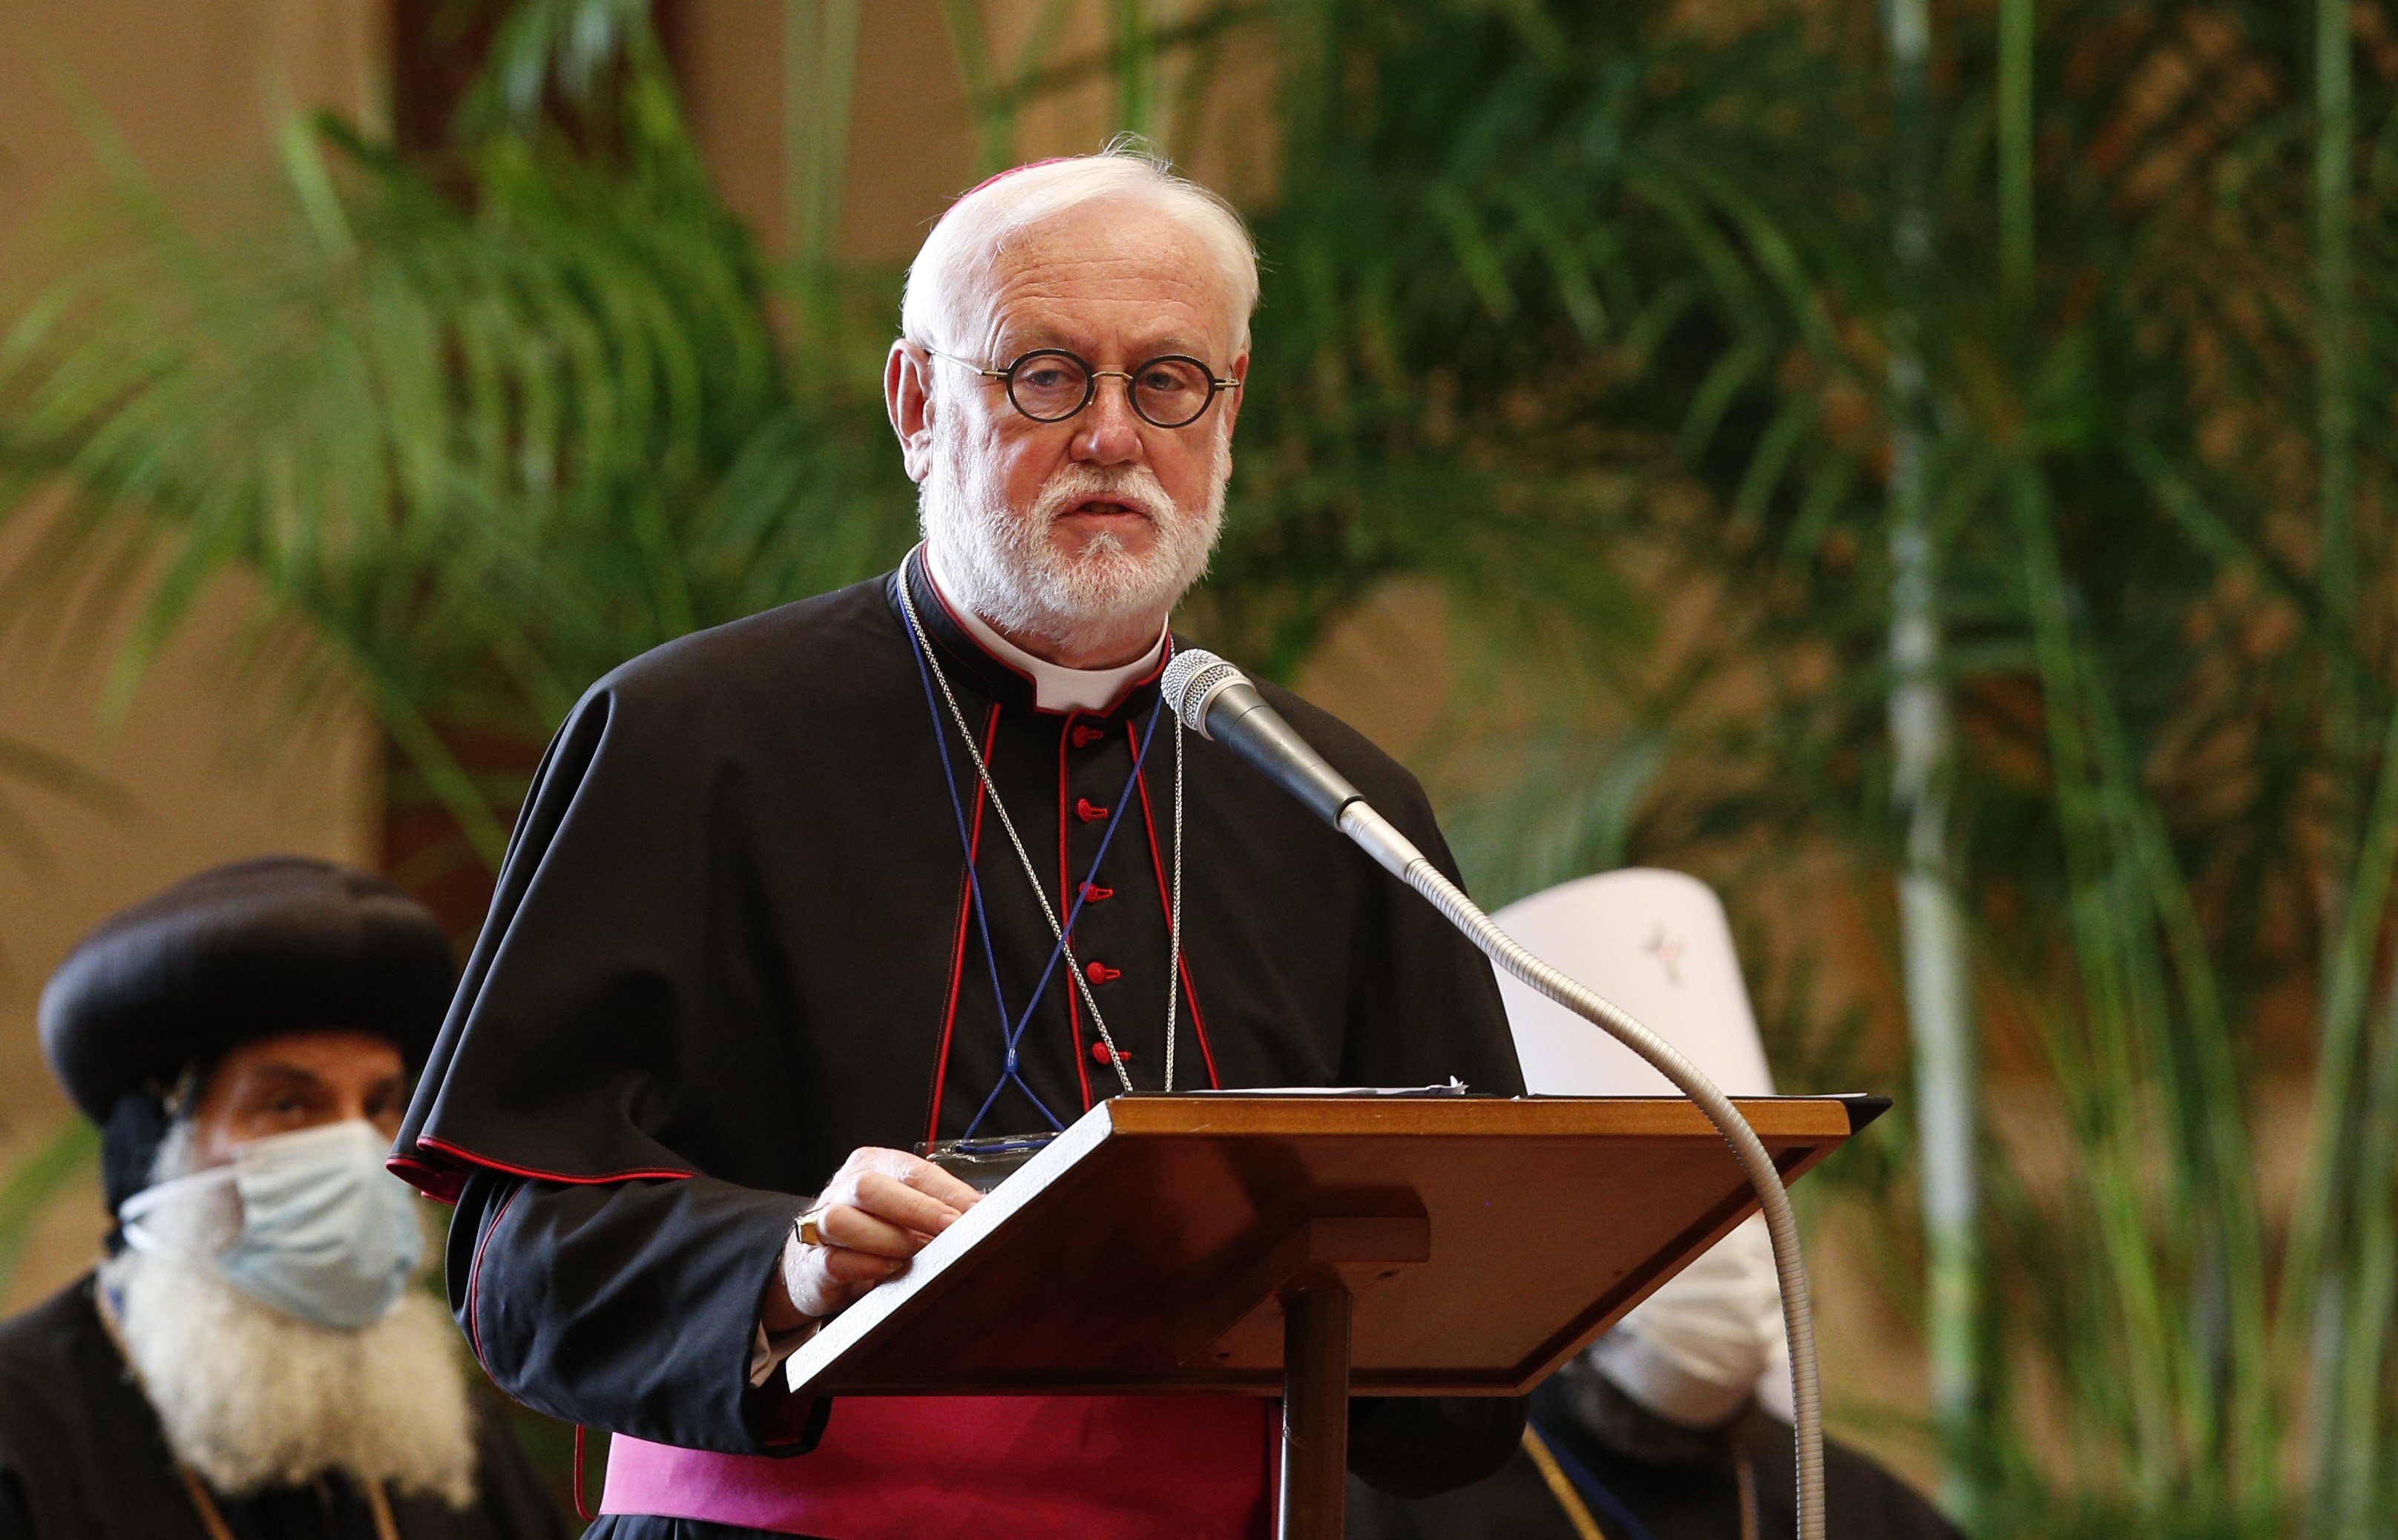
119,1119,424,1330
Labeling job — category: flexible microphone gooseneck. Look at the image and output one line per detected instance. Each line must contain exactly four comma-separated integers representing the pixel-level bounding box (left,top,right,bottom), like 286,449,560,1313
1160,648,1827,1540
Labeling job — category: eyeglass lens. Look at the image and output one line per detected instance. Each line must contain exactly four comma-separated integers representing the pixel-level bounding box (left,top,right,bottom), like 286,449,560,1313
1006,351,1216,429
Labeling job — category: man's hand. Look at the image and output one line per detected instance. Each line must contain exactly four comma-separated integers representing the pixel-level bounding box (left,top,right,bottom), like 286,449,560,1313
765,1147,983,1327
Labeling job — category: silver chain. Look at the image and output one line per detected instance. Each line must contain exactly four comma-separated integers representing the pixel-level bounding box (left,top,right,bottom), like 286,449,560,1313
898,572,1184,1097
1166,717,1183,1093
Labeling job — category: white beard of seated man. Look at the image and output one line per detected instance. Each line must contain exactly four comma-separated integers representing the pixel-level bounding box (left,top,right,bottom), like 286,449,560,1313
99,1122,479,1509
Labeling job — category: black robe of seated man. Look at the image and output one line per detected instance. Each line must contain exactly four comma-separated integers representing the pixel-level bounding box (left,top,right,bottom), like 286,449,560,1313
1344,1360,1965,1540
392,553,1531,1539
0,1275,568,1540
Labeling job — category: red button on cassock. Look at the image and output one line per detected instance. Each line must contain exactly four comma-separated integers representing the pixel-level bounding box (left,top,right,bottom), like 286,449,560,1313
1084,961,1123,984
1075,797,1109,823
1081,883,1115,903
1090,1040,1130,1065
1071,724,1106,748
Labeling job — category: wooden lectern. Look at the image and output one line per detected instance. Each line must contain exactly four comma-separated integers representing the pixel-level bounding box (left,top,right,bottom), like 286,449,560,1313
779,1093,1881,1540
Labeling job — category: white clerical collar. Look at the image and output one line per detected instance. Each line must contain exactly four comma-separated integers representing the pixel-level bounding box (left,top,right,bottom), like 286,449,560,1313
922,544,1169,714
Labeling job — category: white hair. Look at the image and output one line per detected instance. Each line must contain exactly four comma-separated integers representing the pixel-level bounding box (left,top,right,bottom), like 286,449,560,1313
901,142,1261,355
103,1248,480,1506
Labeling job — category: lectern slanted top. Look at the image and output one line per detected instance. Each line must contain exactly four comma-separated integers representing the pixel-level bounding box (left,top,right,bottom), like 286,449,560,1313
781,1093,1874,1400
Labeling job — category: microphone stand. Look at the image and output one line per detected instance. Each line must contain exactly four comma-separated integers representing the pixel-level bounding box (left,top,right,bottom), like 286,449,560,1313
1332,800,1827,1540
1159,649,1826,1540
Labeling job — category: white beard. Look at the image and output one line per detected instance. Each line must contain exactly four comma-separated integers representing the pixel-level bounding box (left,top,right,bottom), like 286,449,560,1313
919,418,1228,658
99,1246,479,1507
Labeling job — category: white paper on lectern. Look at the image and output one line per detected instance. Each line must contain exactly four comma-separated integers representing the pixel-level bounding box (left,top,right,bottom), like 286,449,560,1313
1490,868,1791,1425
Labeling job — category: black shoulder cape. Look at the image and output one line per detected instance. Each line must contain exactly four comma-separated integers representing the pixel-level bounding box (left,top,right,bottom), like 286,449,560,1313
395,554,1525,1202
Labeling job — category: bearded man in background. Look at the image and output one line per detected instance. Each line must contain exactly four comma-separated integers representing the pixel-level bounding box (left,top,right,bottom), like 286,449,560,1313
0,858,568,1540
391,147,1528,1539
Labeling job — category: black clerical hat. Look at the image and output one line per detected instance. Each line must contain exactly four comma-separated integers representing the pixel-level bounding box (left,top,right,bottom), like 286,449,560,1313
39,856,456,1125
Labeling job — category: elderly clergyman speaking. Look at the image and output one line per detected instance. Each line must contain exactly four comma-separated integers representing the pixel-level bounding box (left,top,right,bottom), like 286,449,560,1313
392,148,1528,1539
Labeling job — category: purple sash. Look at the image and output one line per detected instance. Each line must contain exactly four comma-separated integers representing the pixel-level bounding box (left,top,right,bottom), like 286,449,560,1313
602,1394,1275,1539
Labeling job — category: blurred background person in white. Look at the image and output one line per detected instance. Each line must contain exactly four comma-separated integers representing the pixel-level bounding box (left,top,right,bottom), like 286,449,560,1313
1346,869,1961,1540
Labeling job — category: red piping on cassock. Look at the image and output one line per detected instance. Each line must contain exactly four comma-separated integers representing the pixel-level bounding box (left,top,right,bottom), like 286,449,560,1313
1058,718,1095,1110
922,702,1004,1149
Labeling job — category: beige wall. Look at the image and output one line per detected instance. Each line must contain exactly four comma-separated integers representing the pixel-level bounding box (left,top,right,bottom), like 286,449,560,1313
673,0,1277,266
671,0,985,263
0,0,384,1309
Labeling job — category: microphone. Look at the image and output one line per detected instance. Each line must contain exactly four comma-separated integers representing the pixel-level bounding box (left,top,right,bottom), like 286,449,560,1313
1158,645,1832,1540
1160,649,1366,827
1160,648,1427,880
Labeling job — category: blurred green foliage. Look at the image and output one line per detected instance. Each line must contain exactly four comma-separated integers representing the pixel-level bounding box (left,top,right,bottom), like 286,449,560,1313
0,1121,97,1305
0,736,121,884
0,51,915,867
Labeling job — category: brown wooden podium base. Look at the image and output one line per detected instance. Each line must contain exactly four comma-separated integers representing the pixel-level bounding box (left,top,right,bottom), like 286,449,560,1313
1278,1271,1353,1540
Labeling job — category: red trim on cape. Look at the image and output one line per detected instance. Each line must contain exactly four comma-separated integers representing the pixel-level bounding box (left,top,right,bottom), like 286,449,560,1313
392,1134,696,1206
383,1152,465,1204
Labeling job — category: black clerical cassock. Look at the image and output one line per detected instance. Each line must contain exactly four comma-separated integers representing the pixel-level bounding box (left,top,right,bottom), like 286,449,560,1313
1345,1358,1965,1540
392,550,1528,1539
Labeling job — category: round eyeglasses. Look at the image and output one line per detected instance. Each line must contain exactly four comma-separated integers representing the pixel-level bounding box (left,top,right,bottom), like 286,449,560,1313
918,344,1241,430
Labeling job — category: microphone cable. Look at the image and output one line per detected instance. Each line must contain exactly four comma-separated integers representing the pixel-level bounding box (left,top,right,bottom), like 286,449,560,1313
1161,648,1827,1540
